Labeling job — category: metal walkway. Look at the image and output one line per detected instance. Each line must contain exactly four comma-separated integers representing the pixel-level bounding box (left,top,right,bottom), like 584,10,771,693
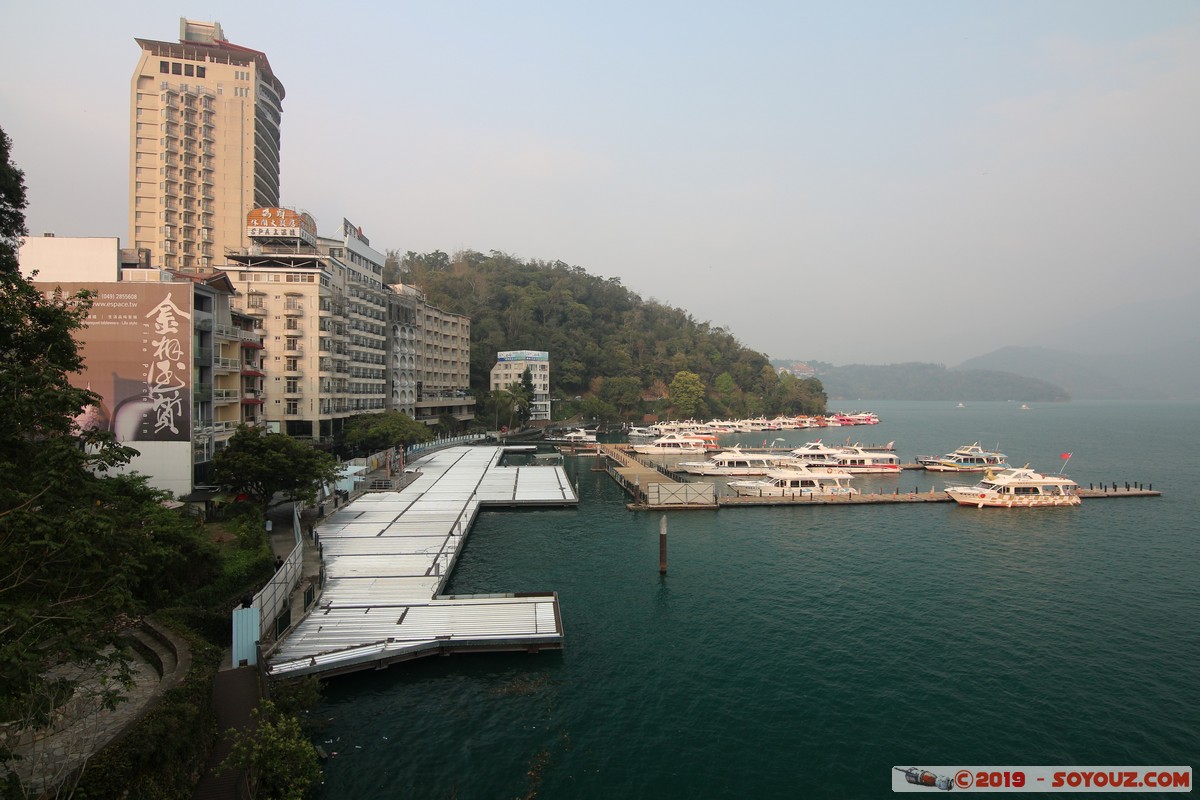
265,446,575,678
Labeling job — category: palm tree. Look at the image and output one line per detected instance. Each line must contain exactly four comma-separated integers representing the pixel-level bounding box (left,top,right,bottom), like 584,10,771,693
506,381,531,429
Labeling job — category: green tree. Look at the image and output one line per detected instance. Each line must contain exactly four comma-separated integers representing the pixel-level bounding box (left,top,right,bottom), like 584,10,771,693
506,379,532,428
342,410,431,455
382,248,404,285
209,425,341,512
436,412,459,436
668,371,705,419
482,389,514,431
578,395,617,423
597,376,642,418
1,127,25,274
521,367,535,404
220,700,320,800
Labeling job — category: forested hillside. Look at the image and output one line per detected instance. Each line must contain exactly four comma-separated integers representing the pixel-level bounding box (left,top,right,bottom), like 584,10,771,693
391,250,825,419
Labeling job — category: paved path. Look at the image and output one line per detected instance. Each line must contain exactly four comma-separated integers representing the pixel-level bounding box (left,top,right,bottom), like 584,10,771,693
191,666,258,800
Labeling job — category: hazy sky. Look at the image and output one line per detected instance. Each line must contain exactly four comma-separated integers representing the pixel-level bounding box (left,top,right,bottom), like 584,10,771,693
3,2,1198,365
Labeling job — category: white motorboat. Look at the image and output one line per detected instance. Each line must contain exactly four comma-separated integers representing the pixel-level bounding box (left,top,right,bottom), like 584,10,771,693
728,466,858,498
825,446,902,473
631,433,712,455
789,441,900,473
677,447,787,476
916,443,1009,473
546,428,597,445
944,466,1081,508
786,440,847,467
625,426,657,442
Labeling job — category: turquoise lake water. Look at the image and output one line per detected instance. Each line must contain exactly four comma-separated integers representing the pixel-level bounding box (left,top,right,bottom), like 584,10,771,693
311,401,1199,798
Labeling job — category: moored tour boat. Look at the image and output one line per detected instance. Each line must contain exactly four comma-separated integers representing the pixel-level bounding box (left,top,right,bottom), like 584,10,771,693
944,466,1081,508
825,445,902,474
631,433,712,455
728,466,859,498
916,442,1009,472
786,440,847,467
677,447,787,476
546,428,597,445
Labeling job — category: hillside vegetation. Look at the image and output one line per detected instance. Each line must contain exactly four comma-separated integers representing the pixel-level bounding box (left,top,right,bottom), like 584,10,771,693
393,250,826,419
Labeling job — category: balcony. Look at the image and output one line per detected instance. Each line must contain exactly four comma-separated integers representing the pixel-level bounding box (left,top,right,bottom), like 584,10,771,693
214,389,239,403
283,303,304,316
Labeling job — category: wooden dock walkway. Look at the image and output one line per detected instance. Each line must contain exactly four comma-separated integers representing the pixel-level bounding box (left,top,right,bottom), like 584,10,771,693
591,443,1161,509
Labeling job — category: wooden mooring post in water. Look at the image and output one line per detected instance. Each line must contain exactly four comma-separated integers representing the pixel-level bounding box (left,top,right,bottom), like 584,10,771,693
659,515,667,575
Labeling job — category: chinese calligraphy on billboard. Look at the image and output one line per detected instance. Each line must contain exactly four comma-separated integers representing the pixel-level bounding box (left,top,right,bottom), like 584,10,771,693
39,282,194,443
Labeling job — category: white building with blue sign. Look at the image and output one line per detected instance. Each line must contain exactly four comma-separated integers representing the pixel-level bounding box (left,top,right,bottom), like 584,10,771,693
490,350,551,420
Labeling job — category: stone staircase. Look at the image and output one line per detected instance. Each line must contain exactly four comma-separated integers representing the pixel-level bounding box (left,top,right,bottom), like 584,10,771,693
0,620,190,795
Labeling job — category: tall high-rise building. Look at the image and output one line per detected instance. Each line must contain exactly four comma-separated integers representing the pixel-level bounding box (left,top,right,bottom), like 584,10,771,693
130,18,285,272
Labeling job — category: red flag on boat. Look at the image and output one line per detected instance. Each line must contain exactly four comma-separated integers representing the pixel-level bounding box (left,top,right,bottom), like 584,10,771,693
1061,452,1072,459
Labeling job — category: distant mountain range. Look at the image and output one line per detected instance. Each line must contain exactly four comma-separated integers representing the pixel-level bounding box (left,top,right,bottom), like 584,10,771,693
800,361,1070,402
961,289,1200,401
793,289,1200,402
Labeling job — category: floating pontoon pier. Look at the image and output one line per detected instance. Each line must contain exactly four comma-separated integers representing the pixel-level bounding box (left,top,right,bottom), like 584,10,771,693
265,446,576,678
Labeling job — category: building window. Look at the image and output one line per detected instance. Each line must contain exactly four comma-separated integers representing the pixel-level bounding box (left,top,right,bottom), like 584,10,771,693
196,66,206,78
184,64,194,77
286,379,299,393
172,63,182,75
286,400,299,415
286,358,298,371
159,61,169,74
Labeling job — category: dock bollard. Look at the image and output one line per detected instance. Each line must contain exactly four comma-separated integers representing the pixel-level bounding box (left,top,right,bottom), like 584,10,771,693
659,516,668,576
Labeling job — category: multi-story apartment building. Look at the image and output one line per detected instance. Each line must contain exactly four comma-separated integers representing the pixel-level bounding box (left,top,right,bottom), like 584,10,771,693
490,350,551,421
18,235,264,496
386,284,422,419
130,18,285,272
223,211,388,444
389,284,474,426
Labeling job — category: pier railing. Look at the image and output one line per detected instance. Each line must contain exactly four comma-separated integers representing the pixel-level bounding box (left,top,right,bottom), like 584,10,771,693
595,443,718,508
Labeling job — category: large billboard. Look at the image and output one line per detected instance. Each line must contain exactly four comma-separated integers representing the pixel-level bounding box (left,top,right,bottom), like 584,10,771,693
41,282,194,444
246,207,318,246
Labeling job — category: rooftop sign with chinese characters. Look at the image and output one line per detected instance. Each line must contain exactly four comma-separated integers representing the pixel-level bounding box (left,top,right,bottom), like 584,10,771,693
247,207,317,246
